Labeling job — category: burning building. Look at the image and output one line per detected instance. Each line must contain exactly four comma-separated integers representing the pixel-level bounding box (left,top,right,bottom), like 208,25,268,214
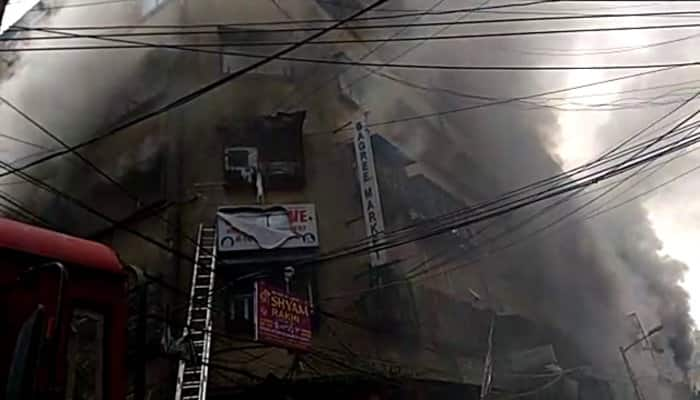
0,1,694,399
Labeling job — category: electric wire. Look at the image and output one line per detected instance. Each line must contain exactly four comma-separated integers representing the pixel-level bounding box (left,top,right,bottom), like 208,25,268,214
9,9,700,42
2,9,696,304
8,0,555,31
282,0,491,111
312,93,700,261
505,31,700,57
405,122,700,286
0,0,390,281
0,0,388,188
27,0,134,11
582,158,700,221
309,116,700,271
274,0,459,111
0,131,51,150
26,21,700,45
320,145,700,303
8,37,700,71
399,89,700,278
0,33,672,190
0,0,396,331
0,95,141,202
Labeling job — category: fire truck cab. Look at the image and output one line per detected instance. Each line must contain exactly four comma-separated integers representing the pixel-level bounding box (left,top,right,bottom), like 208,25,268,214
0,218,128,400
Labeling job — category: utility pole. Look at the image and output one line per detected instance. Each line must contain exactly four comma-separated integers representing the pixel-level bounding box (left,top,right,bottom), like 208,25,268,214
619,346,646,400
628,312,662,378
480,314,495,400
619,324,663,400
478,269,495,400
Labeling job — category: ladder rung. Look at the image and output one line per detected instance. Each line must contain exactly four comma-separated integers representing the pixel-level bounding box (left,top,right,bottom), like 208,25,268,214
178,226,216,400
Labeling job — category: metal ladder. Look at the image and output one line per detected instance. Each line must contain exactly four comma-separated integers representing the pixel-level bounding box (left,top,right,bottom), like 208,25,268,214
175,225,217,400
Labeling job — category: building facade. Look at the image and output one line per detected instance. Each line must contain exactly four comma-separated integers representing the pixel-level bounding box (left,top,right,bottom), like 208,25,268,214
0,1,673,399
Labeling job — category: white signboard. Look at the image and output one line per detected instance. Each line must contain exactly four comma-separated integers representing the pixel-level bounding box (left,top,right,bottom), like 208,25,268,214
354,118,387,269
217,204,319,252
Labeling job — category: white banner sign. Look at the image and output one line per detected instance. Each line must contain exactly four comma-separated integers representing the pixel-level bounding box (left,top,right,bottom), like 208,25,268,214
354,118,387,269
217,204,319,252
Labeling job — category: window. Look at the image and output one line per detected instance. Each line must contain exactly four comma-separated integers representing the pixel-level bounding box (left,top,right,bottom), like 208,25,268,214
226,289,255,335
224,275,317,335
224,147,258,184
65,310,104,400
222,112,307,190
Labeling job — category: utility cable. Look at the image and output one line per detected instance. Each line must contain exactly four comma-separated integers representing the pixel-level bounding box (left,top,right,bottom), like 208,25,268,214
18,21,700,46
404,122,700,284
283,0,491,111
0,0,388,186
0,131,50,150
0,28,669,200
308,121,700,266
321,137,700,302
27,0,134,11
274,0,454,111
315,102,700,262
0,0,390,278
0,95,141,202
11,10,700,42
9,34,700,72
9,0,554,31
402,90,700,276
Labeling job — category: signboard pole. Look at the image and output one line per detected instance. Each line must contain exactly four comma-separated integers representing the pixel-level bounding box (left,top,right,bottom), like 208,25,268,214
253,281,259,342
353,116,387,287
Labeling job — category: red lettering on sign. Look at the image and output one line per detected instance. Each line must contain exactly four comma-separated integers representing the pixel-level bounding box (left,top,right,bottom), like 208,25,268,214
289,208,309,223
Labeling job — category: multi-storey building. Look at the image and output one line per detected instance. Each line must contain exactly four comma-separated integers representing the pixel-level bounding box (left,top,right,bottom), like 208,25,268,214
0,1,649,399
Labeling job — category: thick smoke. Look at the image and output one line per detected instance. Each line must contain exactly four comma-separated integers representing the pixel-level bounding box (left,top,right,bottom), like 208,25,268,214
0,0,694,386
352,0,696,378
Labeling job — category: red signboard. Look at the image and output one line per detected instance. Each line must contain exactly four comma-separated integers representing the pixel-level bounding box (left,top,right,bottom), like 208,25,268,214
254,281,312,351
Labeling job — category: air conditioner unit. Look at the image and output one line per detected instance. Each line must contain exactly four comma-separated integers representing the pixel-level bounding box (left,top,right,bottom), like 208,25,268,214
224,147,258,184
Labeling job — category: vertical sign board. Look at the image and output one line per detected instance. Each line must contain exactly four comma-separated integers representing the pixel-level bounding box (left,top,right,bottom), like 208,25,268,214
254,281,312,351
353,118,387,277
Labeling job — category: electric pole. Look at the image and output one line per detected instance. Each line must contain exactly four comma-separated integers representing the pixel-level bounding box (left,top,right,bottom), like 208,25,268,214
620,346,646,400
619,324,664,400
628,312,662,378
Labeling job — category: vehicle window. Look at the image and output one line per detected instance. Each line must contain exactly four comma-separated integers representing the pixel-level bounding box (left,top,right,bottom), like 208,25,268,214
64,310,104,400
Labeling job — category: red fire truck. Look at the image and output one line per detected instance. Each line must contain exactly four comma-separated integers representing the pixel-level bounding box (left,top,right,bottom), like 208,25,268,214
0,217,128,400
